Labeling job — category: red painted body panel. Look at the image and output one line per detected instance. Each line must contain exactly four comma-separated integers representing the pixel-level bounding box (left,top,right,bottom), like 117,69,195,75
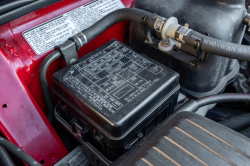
0,0,134,165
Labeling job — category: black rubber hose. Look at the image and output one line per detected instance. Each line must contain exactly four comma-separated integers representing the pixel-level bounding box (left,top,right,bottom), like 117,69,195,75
182,30,250,61
0,0,36,15
219,113,250,131
0,146,15,166
177,93,250,113
0,137,41,166
39,50,61,123
206,107,245,122
82,8,158,42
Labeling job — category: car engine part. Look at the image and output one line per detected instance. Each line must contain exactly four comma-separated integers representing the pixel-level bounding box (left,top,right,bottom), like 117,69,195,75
2,0,250,165
114,111,250,166
54,146,89,166
130,0,246,98
53,39,180,161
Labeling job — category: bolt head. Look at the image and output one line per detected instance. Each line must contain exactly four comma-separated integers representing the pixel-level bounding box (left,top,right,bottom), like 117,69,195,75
161,39,170,47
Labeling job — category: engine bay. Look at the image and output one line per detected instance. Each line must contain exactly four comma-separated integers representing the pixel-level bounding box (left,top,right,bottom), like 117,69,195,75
1,0,250,165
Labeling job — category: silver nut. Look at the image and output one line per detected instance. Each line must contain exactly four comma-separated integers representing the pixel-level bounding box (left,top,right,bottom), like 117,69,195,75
161,38,170,47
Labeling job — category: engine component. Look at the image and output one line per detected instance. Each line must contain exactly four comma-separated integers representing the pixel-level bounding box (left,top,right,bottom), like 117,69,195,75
206,107,245,122
114,111,250,166
130,0,246,98
53,40,180,161
233,61,250,93
177,93,250,114
219,113,250,131
39,8,166,123
54,146,89,166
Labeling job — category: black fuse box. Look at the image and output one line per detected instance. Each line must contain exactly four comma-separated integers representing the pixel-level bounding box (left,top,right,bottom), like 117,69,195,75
53,40,180,161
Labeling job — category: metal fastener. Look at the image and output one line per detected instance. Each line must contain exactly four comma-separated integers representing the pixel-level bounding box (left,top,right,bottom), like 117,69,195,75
161,38,171,47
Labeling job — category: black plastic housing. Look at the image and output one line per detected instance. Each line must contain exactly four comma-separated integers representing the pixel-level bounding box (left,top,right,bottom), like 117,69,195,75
114,112,250,166
53,40,180,161
130,0,246,97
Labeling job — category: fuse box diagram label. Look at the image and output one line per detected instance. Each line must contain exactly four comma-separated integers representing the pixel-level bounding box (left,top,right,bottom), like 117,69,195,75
23,0,125,55
63,42,166,116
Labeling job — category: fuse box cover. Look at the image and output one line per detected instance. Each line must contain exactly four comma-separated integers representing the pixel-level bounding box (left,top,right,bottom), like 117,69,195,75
53,40,180,138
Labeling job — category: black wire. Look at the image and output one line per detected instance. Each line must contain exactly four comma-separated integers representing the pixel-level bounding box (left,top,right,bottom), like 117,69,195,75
39,50,61,123
177,93,250,113
0,137,41,166
0,146,15,166
196,93,250,108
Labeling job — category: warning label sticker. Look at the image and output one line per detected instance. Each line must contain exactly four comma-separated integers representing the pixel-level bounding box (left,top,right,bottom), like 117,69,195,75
63,41,166,116
23,0,125,55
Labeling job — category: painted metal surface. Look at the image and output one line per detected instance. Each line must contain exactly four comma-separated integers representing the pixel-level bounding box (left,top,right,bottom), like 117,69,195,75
0,0,134,165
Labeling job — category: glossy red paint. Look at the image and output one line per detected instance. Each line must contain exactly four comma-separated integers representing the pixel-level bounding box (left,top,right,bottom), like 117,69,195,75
0,0,134,165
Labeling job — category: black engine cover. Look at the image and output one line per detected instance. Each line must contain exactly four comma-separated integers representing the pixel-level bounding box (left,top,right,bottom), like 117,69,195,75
130,0,246,98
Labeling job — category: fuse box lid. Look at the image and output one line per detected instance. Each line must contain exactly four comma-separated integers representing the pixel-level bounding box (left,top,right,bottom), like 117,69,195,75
53,40,179,137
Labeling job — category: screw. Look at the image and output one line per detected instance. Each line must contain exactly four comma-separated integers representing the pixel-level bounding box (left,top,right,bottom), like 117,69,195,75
161,38,170,47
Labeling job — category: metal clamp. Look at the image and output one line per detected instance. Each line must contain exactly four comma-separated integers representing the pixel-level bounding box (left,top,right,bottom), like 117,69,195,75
55,40,78,66
154,16,165,32
70,32,88,51
141,16,160,49
194,39,208,64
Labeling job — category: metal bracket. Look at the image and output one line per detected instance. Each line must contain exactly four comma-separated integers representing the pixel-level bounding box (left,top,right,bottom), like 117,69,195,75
196,39,208,62
141,16,160,49
55,40,78,66
189,39,208,66
70,32,88,51
154,16,165,32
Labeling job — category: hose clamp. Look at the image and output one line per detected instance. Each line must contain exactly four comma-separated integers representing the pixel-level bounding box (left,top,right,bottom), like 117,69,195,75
154,16,165,32
70,32,88,51
176,26,192,43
